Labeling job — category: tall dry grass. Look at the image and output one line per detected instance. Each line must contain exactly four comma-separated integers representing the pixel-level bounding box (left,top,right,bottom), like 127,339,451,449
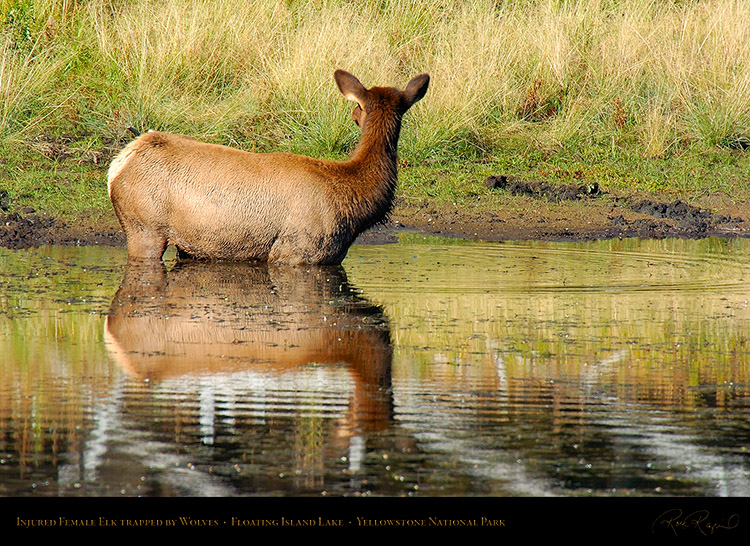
1,0,749,160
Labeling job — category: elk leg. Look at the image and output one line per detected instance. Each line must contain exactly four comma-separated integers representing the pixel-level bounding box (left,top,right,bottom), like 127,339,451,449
124,225,168,260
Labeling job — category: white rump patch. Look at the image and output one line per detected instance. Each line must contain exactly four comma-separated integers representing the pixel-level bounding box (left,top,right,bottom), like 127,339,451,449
107,144,138,197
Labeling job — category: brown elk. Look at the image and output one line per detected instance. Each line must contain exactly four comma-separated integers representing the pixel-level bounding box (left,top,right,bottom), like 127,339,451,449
108,70,429,264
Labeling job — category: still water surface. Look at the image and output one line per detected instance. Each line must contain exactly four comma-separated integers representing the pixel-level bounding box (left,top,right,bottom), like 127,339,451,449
1,235,749,497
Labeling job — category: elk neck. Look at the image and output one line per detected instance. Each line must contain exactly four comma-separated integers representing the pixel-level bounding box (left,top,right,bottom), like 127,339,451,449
338,105,403,228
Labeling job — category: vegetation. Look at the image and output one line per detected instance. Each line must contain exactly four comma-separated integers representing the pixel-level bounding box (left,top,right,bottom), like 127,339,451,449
0,0,749,221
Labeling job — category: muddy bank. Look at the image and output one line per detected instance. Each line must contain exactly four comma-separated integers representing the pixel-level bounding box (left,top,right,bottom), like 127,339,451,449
0,210,125,249
0,188,124,249
363,175,748,244
362,176,750,241
1,175,748,250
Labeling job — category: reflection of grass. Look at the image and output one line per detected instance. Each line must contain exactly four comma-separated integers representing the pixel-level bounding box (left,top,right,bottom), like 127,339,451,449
396,232,478,246
0,246,122,376
0,246,124,477
346,238,750,405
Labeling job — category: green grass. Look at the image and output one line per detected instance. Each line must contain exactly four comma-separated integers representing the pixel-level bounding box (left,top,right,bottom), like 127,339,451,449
0,140,115,226
0,0,749,222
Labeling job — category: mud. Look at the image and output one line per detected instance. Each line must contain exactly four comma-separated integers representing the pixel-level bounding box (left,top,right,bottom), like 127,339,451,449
484,175,601,201
375,174,748,243
0,209,124,249
476,174,745,240
0,212,58,249
1,174,748,251
624,199,737,235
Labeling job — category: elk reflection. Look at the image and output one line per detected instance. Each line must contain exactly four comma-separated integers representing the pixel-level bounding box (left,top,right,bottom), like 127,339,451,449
104,259,394,438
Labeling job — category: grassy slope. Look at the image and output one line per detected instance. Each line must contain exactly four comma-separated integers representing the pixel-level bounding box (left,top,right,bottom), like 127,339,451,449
0,0,748,227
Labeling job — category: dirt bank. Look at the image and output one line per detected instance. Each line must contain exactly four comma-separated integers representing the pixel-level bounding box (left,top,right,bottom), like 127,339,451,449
1,175,748,251
361,175,748,244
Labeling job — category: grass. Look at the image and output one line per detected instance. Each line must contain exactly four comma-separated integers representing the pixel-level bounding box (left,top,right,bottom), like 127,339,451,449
0,0,749,221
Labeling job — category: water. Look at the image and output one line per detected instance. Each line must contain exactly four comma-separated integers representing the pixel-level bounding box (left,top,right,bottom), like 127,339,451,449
1,235,749,498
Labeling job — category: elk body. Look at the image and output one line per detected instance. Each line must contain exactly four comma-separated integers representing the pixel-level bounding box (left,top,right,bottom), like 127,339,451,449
107,70,429,265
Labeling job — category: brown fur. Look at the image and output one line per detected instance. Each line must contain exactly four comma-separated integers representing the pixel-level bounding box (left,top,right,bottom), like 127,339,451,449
108,70,429,264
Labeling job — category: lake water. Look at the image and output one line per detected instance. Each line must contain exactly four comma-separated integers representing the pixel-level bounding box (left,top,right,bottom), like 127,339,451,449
1,235,749,498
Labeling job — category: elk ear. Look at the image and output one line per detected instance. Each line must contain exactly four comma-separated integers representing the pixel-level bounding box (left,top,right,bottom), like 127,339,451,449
403,73,430,109
334,70,368,106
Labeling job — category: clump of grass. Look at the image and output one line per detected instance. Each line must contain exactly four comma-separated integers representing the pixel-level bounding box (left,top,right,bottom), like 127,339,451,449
0,32,69,140
88,0,268,140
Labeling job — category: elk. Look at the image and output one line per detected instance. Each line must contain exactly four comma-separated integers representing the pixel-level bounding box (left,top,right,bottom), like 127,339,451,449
107,70,429,264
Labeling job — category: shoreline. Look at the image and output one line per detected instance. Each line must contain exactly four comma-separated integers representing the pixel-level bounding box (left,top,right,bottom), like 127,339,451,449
2,187,748,251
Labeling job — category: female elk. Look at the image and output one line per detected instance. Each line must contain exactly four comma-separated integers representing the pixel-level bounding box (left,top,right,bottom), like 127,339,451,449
108,70,429,265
